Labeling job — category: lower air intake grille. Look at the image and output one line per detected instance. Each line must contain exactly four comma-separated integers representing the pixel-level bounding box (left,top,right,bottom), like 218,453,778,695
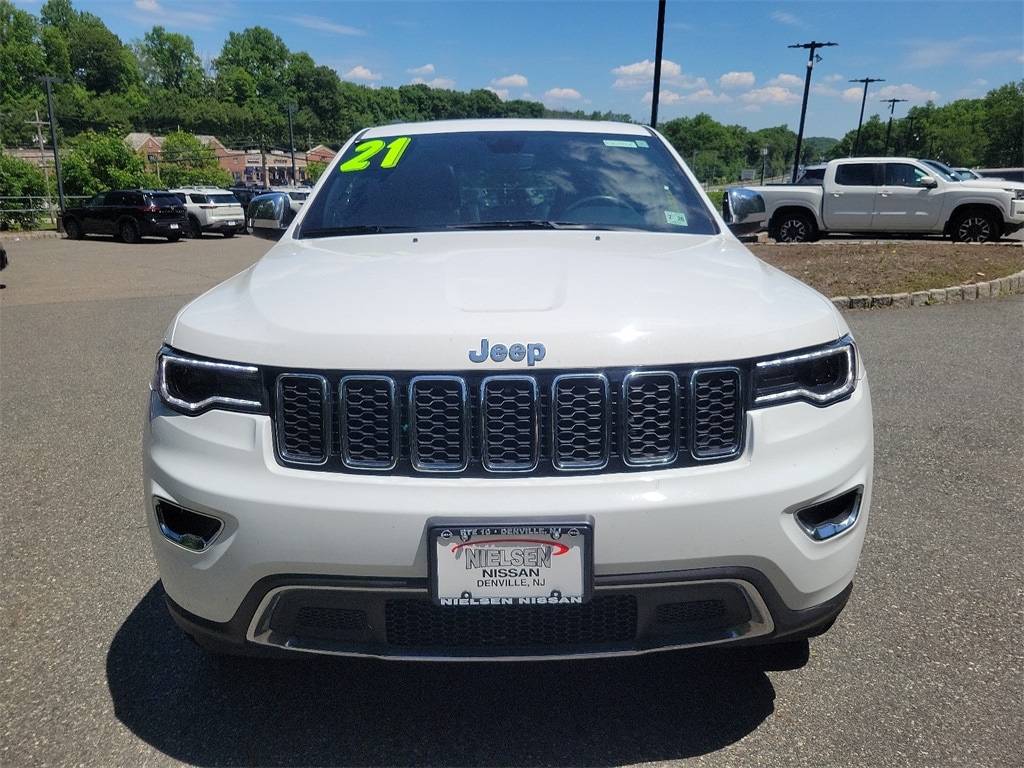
385,595,637,648
271,365,745,476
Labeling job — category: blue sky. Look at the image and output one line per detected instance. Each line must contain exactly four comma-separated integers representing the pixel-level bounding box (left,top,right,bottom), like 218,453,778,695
19,0,1024,139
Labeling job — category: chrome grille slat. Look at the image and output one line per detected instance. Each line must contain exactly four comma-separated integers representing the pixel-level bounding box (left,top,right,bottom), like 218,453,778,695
272,367,745,475
340,376,398,469
481,376,539,472
410,376,469,472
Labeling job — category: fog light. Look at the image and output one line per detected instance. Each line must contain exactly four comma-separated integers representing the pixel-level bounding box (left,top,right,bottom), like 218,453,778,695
154,499,223,551
794,487,863,541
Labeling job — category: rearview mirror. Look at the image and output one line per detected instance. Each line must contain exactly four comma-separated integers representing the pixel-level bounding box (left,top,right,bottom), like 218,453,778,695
722,188,767,237
247,192,295,241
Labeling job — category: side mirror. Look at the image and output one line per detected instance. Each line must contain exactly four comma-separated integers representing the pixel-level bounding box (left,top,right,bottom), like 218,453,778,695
919,175,938,189
722,187,767,237
246,192,295,241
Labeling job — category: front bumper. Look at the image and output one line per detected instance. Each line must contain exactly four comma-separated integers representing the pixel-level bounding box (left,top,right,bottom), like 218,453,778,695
143,379,872,658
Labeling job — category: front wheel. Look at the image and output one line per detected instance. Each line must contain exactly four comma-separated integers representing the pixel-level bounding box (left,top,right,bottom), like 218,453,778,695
118,219,141,244
951,209,1000,243
63,218,85,240
770,211,818,243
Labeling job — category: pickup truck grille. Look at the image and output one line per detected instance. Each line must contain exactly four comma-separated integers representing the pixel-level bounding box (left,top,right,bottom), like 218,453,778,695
272,367,744,476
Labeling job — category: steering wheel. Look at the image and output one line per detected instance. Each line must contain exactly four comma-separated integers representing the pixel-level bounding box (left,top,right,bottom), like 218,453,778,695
561,195,637,215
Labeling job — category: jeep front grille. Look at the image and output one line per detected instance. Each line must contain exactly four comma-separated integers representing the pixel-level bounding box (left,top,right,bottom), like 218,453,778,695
271,367,744,476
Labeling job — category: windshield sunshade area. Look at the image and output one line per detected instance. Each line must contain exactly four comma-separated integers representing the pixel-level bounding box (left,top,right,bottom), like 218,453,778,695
298,130,720,237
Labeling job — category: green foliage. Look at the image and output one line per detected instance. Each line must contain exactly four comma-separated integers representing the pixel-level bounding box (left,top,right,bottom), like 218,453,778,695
60,130,156,194
0,152,48,229
305,161,327,184
157,131,232,187
1,0,1020,198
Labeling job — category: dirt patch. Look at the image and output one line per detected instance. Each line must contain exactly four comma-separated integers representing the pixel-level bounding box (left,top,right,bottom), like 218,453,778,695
747,239,1023,298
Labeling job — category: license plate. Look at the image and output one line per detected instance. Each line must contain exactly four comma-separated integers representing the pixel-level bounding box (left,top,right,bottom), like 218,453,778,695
428,518,593,606
226,220,237,226
170,223,179,229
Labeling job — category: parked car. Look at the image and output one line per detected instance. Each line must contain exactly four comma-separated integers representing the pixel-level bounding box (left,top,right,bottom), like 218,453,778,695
145,119,873,661
745,157,1024,242
270,185,310,212
227,185,270,208
62,189,187,243
170,187,245,238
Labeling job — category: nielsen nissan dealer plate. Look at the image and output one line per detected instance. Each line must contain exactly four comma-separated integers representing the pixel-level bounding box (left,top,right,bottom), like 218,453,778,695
428,518,594,606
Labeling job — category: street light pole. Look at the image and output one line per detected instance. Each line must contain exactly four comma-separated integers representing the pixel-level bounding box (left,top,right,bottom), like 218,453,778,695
286,105,297,184
789,41,838,183
39,76,66,213
881,98,908,155
849,77,884,156
650,0,667,128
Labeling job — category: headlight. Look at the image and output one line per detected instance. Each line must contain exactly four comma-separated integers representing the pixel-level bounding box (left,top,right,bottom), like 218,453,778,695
1010,189,1024,200
155,347,266,415
752,336,857,407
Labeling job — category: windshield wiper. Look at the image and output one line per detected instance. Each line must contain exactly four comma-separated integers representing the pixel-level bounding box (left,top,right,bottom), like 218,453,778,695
299,225,411,238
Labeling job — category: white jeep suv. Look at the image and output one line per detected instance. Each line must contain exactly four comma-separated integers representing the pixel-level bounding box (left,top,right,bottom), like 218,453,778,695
169,187,245,238
145,119,873,660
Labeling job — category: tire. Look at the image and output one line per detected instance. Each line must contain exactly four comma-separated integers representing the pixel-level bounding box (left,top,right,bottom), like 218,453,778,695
187,215,203,239
771,211,818,243
118,219,141,244
951,209,1000,243
63,218,85,240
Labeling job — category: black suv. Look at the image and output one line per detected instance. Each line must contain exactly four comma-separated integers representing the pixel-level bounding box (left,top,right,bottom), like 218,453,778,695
62,190,188,243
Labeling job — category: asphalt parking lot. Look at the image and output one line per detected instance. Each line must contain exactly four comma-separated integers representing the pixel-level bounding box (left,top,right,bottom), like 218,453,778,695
1,234,1021,767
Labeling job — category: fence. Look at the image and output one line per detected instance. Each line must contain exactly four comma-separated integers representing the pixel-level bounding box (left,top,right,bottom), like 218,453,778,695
0,196,89,231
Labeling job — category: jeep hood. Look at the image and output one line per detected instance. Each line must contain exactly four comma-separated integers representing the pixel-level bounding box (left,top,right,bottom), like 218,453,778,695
166,231,845,369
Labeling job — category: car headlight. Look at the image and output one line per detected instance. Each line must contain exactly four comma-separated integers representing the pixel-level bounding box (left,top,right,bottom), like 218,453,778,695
1010,189,1024,200
752,336,857,407
155,347,266,415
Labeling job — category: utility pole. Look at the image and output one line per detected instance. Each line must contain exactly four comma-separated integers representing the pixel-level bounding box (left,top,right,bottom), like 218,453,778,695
849,77,884,156
650,0,667,128
39,77,66,213
788,41,838,183
26,110,56,224
285,105,298,184
881,98,908,155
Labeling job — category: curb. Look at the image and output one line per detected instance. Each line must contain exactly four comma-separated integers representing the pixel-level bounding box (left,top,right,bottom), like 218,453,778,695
829,269,1024,310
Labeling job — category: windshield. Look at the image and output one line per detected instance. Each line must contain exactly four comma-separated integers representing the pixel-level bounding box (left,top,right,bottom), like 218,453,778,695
919,159,960,182
299,129,718,237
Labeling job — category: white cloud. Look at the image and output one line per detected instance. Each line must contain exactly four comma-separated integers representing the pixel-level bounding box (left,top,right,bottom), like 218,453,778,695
544,87,583,102
487,87,510,100
407,64,435,77
719,72,755,89
492,74,528,88
770,11,802,26
613,59,708,91
412,77,456,90
643,89,731,105
769,73,803,89
344,66,382,82
293,15,366,36
876,83,941,103
742,86,801,105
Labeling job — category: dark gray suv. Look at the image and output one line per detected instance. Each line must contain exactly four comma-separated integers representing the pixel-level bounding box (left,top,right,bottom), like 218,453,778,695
62,189,188,243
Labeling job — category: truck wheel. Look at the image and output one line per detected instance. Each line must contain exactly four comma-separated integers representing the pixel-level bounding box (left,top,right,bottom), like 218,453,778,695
951,209,999,243
772,212,817,243
187,216,203,239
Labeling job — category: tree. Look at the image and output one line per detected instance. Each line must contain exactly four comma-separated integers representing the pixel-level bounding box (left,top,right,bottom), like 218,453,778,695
60,129,156,195
133,26,205,95
981,81,1023,167
158,130,232,187
0,152,47,229
0,0,47,102
214,27,290,104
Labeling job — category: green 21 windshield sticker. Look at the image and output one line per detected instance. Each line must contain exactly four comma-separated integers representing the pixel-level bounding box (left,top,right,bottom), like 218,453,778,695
338,137,412,172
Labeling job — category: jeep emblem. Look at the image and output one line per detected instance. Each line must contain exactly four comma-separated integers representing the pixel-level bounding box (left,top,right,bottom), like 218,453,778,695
469,339,546,366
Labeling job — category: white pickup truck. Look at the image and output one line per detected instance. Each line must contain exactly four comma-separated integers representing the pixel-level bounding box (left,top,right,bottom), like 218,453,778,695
748,157,1024,243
